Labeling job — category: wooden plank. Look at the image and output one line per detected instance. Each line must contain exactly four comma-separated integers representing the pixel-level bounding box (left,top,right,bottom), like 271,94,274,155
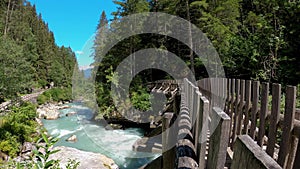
142,155,162,169
230,79,236,119
207,107,231,169
293,137,300,169
243,80,252,135
286,135,299,169
197,95,209,169
237,80,245,136
228,79,235,146
193,91,201,152
250,81,260,139
162,113,174,169
278,86,296,168
258,82,269,147
177,157,198,169
295,109,300,120
231,135,282,169
231,79,241,147
191,83,198,134
266,83,281,157
221,78,227,110
225,78,231,113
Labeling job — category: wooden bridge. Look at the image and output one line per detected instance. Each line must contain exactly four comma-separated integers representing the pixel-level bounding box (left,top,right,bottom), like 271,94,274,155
136,78,300,169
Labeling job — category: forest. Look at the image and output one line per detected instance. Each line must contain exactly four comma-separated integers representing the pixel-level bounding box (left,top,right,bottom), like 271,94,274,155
0,0,78,103
93,0,300,119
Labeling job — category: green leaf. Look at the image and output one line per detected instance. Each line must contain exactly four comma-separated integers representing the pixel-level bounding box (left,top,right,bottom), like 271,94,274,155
49,149,60,155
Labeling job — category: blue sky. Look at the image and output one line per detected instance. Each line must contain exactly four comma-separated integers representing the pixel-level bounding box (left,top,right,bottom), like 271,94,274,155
28,0,117,68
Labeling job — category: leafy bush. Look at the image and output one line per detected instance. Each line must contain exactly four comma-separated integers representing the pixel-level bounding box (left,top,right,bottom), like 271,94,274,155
37,94,49,105
131,86,152,111
0,134,20,157
0,102,38,157
37,88,72,105
3,133,80,169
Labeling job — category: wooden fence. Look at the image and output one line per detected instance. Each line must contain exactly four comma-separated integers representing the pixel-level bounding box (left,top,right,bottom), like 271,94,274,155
198,78,300,169
160,78,231,169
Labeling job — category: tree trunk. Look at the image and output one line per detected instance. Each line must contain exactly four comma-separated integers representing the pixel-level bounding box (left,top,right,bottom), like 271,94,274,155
186,0,195,75
4,0,12,37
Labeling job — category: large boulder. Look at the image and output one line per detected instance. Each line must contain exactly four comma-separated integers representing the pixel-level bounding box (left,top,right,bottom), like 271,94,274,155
37,104,60,120
44,109,60,120
49,146,119,169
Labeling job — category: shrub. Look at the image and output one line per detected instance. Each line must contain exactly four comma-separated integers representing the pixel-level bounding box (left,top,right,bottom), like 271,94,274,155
0,102,38,157
37,87,72,105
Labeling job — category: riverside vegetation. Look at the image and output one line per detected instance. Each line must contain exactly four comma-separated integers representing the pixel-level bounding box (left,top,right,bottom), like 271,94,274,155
0,102,80,168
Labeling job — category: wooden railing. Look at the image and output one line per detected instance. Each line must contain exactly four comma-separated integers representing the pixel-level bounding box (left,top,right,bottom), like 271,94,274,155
143,78,296,168
198,78,299,169
160,78,231,169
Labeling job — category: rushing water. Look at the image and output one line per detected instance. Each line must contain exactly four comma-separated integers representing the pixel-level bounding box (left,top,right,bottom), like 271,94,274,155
42,102,159,169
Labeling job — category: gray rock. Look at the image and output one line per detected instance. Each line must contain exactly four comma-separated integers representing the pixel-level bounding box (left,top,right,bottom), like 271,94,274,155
49,146,119,169
37,104,60,120
21,142,34,154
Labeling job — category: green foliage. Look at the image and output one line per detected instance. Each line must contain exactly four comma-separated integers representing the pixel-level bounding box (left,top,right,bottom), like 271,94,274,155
0,135,20,157
0,37,33,100
65,159,80,169
3,133,80,169
0,102,38,158
32,133,61,169
130,78,152,112
37,95,49,105
37,88,72,105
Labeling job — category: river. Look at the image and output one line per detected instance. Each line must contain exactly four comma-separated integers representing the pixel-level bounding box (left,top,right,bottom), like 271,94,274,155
42,102,159,169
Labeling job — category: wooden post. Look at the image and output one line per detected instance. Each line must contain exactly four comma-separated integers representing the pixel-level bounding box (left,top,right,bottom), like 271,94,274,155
231,79,240,147
237,80,245,136
162,112,175,169
243,80,252,135
286,135,299,169
278,86,296,168
228,79,235,145
225,78,231,113
250,81,260,139
192,87,200,150
207,107,231,169
266,83,281,157
258,82,269,147
196,94,209,169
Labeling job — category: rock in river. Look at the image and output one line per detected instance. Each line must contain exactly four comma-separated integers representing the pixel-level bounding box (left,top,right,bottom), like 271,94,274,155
49,146,119,169
66,111,77,117
66,135,77,142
